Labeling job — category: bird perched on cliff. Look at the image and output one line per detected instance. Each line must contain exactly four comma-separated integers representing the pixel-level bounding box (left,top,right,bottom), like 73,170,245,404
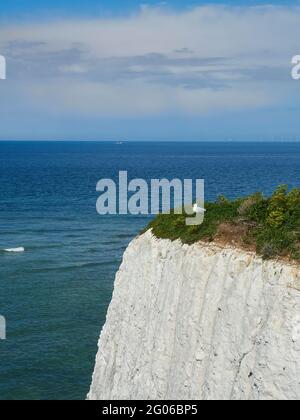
193,203,206,214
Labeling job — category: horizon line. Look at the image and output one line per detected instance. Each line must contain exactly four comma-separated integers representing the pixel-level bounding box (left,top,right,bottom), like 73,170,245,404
1,139,300,143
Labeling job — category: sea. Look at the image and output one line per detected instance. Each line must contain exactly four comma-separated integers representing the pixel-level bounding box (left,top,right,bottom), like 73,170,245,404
1,141,300,400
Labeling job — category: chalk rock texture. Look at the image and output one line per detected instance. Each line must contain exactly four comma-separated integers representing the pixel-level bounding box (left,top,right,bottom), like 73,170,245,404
88,230,300,400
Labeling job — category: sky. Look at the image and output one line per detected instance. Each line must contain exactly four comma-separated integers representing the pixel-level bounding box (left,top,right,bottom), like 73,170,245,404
0,1,300,141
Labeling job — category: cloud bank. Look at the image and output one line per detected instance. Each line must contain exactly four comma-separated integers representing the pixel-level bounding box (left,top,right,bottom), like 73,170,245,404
0,4,299,139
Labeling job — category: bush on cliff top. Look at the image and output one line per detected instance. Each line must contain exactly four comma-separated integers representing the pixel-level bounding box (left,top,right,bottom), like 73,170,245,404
147,185,300,261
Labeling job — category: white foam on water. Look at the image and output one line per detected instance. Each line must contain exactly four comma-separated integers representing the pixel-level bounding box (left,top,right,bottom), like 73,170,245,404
3,247,25,253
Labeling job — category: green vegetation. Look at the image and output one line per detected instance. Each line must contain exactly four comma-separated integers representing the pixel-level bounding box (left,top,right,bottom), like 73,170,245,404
147,185,300,261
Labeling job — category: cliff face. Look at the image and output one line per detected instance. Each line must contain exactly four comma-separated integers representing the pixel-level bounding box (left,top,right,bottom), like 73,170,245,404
88,230,300,401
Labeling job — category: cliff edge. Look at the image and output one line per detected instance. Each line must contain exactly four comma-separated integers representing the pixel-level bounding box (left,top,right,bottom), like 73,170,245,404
88,230,300,400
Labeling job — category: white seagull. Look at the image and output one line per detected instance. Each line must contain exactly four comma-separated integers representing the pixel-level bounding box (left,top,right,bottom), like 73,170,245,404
193,203,206,214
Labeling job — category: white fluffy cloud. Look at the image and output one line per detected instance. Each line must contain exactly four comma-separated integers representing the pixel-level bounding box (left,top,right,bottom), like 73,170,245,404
0,4,299,119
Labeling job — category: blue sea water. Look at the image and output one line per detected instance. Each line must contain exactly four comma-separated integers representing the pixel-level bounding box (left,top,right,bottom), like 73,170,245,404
1,141,300,400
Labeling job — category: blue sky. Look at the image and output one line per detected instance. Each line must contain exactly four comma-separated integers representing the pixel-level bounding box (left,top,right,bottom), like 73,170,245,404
0,1,299,22
0,1,298,15
0,1,300,141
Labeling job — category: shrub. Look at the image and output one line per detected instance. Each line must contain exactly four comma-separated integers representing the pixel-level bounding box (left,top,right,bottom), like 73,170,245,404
238,192,264,217
147,185,300,261
260,243,279,259
217,195,230,205
266,185,288,228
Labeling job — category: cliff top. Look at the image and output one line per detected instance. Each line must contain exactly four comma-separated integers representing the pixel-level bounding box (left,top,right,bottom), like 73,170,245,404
148,185,300,261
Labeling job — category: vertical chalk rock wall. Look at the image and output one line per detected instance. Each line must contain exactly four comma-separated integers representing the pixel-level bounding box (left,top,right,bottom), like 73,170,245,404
88,230,300,400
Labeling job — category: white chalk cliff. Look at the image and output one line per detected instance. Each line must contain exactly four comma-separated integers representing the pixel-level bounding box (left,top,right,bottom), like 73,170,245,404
88,230,300,400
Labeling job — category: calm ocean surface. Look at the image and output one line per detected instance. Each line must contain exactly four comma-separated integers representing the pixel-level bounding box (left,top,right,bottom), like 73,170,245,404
1,141,300,400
